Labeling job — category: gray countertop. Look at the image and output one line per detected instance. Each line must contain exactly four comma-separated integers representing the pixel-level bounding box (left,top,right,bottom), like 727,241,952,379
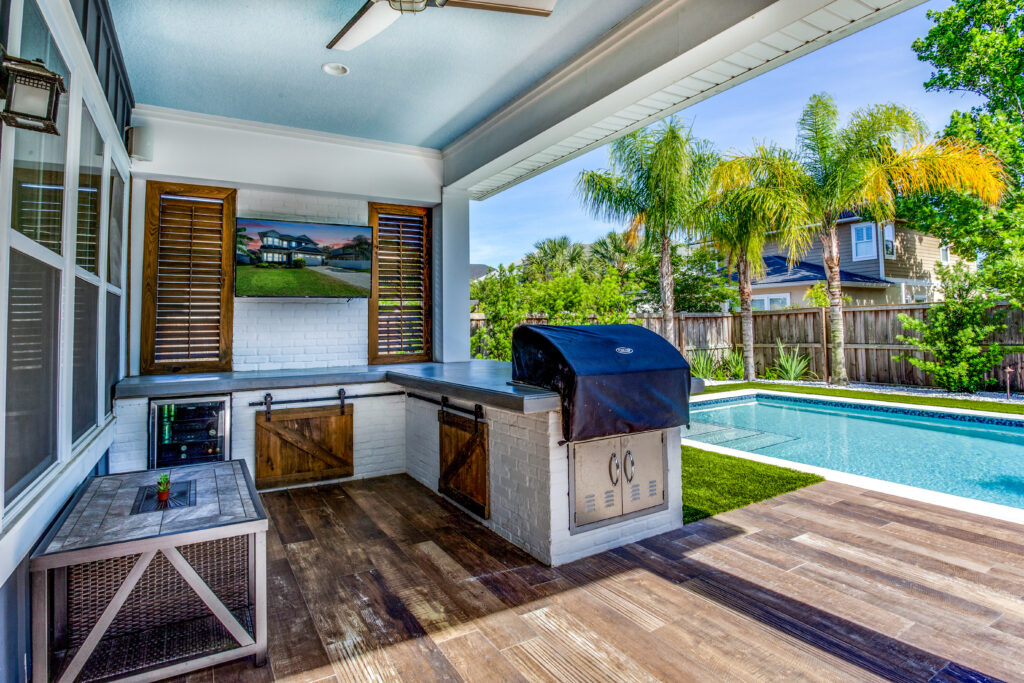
115,360,562,414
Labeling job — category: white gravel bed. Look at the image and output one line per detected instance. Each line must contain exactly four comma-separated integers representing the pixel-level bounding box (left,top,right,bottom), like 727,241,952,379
702,378,1024,406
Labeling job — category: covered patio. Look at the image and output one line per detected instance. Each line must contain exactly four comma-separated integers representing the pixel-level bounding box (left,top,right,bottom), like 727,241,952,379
189,475,1022,682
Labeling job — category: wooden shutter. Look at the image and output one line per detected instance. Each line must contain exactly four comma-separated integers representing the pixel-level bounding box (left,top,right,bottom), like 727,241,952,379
369,203,432,364
141,181,236,374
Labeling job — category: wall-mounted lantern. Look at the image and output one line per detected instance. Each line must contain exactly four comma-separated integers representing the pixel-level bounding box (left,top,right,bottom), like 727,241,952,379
0,46,67,135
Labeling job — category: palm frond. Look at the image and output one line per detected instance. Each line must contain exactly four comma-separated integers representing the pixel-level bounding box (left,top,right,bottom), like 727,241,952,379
796,93,840,183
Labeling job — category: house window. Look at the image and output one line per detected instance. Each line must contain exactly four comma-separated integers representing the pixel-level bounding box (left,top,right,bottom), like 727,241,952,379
751,293,790,311
141,182,237,374
940,245,950,264
369,203,431,364
77,106,104,274
852,222,876,261
883,223,895,260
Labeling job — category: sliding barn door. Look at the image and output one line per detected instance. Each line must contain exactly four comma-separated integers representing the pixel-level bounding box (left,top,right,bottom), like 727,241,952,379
255,405,354,489
438,410,489,518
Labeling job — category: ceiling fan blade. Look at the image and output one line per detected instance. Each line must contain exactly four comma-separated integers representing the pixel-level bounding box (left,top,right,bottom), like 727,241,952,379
444,0,555,16
327,1,401,51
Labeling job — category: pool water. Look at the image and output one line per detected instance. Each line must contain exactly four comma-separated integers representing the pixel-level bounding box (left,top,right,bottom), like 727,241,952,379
688,395,1024,509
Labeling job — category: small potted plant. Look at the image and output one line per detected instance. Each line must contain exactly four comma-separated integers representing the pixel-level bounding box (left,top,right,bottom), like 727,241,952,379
156,473,171,503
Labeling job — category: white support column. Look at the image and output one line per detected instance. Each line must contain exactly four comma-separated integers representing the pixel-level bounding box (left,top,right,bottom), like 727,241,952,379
433,187,471,362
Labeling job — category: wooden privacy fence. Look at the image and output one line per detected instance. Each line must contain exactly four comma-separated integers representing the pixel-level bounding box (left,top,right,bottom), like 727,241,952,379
471,304,1024,388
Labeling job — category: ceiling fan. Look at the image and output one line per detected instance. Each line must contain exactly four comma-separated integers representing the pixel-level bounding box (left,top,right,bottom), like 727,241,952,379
328,0,557,51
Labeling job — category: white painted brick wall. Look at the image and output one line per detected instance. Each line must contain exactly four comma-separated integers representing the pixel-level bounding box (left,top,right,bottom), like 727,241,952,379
232,187,370,371
109,382,406,482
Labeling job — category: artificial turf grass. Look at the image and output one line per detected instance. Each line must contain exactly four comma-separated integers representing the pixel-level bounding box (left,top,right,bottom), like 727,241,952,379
681,445,823,524
700,381,1024,416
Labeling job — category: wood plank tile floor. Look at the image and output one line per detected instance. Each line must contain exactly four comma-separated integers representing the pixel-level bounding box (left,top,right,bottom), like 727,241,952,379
173,475,1024,682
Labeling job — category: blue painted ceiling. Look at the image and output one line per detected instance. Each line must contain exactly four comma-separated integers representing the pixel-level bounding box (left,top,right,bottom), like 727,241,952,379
107,0,651,149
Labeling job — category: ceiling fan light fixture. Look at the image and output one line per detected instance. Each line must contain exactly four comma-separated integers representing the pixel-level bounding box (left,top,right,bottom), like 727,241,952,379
387,0,428,11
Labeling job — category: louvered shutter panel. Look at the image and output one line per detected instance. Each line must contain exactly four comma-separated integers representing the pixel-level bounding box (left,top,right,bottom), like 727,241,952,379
369,204,431,364
141,182,236,374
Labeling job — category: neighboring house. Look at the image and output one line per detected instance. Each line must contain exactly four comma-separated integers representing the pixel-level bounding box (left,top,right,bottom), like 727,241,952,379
470,263,493,281
755,214,963,307
258,229,324,266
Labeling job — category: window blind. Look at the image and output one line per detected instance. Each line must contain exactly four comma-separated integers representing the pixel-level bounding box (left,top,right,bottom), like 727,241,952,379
369,204,431,364
141,182,236,374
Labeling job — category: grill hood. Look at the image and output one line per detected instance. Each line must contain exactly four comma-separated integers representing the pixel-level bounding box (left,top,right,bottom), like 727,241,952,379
511,324,691,443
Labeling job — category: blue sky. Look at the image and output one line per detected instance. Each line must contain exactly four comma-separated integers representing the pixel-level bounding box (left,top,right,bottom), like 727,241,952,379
468,0,984,267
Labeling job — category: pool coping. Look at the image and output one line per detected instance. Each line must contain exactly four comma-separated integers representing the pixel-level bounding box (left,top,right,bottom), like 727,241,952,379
683,388,1024,527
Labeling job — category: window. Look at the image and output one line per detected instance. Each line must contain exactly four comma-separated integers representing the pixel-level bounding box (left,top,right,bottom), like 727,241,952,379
77,107,103,273
104,292,121,415
369,203,431,364
5,251,61,501
141,182,237,374
107,169,125,285
11,0,70,255
883,223,895,260
751,293,790,311
72,279,99,442
851,222,876,261
940,244,951,264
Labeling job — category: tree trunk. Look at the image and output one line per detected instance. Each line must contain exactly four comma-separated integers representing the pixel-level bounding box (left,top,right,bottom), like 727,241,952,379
821,225,850,385
737,256,756,380
659,233,676,347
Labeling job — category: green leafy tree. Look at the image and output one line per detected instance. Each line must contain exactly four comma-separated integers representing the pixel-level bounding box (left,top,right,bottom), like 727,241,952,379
470,266,633,361
901,1,1024,305
897,263,1014,392
522,236,592,281
719,93,1006,384
631,247,737,314
802,281,851,308
471,265,530,361
912,0,1024,122
590,230,640,276
704,146,812,380
577,119,718,346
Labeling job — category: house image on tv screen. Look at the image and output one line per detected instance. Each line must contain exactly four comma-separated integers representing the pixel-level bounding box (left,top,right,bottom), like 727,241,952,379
257,229,324,266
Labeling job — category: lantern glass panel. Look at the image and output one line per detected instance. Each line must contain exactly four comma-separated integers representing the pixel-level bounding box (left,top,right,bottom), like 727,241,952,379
10,0,70,254
9,77,51,119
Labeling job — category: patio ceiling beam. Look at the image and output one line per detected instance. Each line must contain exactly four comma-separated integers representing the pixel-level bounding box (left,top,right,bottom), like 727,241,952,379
442,0,925,199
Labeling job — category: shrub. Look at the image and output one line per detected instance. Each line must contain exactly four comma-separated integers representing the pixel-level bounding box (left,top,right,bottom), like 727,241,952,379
802,281,851,308
773,340,811,381
292,257,306,269
897,264,1013,393
723,350,745,379
688,350,719,379
255,262,270,269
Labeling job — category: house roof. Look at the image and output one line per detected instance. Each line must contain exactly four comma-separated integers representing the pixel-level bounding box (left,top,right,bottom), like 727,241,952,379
733,255,890,287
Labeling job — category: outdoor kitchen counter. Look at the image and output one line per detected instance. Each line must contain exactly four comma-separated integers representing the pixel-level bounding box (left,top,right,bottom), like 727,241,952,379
115,360,561,414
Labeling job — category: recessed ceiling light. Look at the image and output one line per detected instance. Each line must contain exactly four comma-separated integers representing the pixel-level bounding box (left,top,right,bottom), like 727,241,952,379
322,62,350,76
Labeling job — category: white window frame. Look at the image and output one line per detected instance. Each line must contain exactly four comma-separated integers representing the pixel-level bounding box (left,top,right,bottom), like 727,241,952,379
939,244,950,265
851,222,877,262
751,293,791,311
0,0,132,538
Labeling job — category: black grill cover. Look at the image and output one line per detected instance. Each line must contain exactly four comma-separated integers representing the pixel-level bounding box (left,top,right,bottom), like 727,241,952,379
512,324,691,443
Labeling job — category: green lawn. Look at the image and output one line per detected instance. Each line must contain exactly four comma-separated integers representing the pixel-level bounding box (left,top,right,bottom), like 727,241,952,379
236,265,370,297
682,445,823,523
701,381,1024,416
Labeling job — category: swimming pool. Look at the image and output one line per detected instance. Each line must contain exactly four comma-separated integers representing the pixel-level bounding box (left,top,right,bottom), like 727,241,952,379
686,393,1024,510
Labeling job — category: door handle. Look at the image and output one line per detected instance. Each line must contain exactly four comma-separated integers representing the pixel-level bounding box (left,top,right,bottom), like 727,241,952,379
624,450,635,483
609,452,620,486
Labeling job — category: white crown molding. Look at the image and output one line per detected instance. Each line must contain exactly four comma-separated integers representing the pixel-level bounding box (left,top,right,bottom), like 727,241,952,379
131,104,443,161
441,0,684,159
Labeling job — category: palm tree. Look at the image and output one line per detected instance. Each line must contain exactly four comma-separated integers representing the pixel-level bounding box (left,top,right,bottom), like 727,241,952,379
701,146,812,379
522,236,591,280
577,119,717,346
589,230,639,276
718,93,1005,384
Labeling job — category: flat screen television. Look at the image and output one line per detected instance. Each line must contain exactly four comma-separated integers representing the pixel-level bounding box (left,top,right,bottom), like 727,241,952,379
235,217,372,298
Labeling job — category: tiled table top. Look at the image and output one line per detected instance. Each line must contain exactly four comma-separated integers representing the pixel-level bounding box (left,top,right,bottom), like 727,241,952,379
35,461,265,557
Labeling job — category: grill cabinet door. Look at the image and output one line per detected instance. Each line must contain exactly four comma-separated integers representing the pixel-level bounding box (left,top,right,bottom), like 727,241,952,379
574,437,622,526
621,431,665,515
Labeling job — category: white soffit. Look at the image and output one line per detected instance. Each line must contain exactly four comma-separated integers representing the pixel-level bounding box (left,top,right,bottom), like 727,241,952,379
465,0,919,200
